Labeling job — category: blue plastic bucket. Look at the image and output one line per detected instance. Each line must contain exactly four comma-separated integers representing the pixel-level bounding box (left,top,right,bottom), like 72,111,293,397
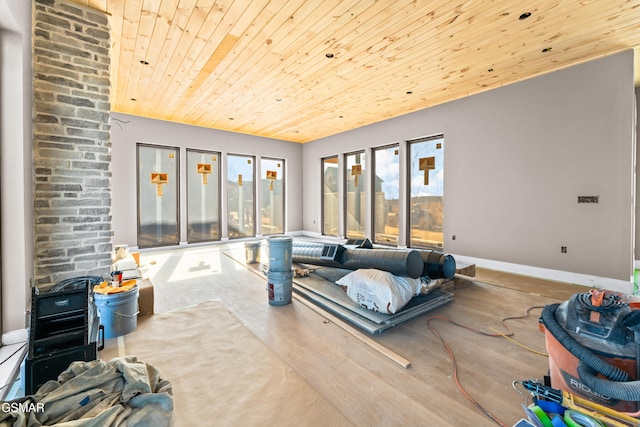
94,286,139,338
268,235,293,272
267,269,293,306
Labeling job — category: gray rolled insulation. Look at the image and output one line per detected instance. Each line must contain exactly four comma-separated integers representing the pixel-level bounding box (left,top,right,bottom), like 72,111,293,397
341,248,424,278
291,243,424,278
292,240,326,247
416,250,456,279
290,242,345,267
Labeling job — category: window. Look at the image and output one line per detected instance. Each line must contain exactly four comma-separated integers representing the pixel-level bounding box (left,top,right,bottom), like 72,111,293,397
322,156,339,236
345,151,366,239
407,135,445,249
186,149,221,243
260,157,285,235
137,144,180,248
372,144,400,246
227,154,255,238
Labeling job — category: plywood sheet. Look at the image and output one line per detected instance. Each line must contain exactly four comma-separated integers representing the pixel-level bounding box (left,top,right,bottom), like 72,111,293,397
293,265,453,333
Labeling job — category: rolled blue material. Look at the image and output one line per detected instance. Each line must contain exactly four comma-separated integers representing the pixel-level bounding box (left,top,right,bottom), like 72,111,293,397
535,399,565,416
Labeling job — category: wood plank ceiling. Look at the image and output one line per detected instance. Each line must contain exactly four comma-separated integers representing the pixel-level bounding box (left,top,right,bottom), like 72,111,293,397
68,0,640,143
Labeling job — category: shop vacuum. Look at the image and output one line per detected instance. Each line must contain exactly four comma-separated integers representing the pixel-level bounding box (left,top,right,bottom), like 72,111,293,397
539,289,640,412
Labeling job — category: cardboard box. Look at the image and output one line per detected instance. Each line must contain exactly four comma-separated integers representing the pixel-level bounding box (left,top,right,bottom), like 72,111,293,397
137,279,154,316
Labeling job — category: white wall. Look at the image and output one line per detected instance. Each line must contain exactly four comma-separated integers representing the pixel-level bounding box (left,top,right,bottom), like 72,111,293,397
636,86,640,264
110,113,303,248
0,0,33,332
302,51,636,287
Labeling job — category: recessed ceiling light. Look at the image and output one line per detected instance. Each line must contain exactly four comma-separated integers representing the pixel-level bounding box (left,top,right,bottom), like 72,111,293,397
541,47,552,53
519,12,531,20
325,53,334,58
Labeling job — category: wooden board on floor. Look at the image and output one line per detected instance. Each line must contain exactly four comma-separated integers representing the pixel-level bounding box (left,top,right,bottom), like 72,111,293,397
292,265,453,332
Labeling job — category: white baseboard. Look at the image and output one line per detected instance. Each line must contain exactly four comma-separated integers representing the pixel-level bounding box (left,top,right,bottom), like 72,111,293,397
128,233,635,294
300,230,323,238
299,231,345,242
300,232,634,294
454,254,633,295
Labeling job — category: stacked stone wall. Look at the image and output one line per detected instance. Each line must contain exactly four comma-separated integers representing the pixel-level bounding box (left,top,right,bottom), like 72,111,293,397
32,0,112,287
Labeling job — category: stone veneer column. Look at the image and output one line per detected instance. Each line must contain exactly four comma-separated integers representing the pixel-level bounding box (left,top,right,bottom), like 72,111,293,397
32,0,112,288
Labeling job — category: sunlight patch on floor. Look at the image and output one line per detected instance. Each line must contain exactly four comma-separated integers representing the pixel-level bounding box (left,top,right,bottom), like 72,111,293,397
167,249,223,282
138,241,262,284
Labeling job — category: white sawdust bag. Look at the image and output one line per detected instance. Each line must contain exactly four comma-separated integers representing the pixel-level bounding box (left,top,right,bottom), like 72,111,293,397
336,268,423,314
